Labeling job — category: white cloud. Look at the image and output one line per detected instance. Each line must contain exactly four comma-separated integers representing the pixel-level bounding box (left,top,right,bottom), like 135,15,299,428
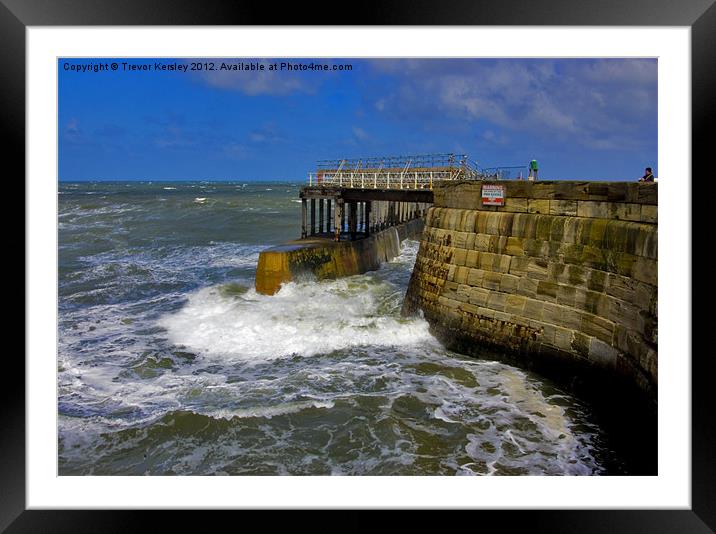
352,126,369,141
368,59,656,151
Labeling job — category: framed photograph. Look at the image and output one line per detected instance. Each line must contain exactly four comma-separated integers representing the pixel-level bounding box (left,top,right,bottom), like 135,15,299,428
10,0,711,530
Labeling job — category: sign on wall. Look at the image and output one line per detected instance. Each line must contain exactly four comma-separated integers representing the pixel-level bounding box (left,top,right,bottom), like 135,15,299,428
481,184,505,206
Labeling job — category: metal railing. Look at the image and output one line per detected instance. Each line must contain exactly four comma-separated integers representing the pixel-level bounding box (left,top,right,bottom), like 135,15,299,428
316,153,471,172
308,153,489,189
480,166,529,180
308,169,483,189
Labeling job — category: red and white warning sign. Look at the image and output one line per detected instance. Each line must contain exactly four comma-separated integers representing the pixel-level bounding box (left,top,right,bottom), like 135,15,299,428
481,184,505,206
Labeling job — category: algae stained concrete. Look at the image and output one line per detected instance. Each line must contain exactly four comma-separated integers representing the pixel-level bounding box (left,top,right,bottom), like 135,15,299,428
256,218,424,295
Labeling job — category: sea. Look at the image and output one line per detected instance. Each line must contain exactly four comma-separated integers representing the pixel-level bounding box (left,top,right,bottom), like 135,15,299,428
58,181,623,475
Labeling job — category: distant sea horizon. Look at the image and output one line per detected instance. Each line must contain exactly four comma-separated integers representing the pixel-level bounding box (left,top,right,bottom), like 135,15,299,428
59,178,306,183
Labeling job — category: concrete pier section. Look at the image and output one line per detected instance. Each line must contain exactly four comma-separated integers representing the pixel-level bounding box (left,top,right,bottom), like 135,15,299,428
256,218,425,295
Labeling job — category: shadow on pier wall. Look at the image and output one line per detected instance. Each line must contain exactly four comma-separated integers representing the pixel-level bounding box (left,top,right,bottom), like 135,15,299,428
255,218,424,295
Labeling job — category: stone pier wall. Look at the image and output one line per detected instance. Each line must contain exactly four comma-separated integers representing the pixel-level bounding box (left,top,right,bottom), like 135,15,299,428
256,217,424,295
402,181,658,398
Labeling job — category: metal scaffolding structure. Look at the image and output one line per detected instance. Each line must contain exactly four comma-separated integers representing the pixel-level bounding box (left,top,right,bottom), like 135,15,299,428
308,153,487,190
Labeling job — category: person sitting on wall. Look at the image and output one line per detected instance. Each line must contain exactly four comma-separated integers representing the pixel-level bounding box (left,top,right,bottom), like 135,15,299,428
639,167,655,182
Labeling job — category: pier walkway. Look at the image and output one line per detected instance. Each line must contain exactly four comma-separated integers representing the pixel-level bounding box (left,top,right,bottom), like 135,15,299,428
300,153,486,241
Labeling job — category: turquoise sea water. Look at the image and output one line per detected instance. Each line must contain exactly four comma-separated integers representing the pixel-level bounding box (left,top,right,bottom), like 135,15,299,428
58,181,619,475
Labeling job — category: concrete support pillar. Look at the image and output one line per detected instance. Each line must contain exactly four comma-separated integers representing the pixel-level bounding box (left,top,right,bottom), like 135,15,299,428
301,198,308,238
326,199,332,234
334,200,344,242
318,198,324,235
349,201,358,241
310,198,316,236
365,201,372,237
341,202,347,233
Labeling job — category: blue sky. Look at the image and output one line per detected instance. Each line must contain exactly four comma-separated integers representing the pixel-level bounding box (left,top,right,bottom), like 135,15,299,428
59,58,657,181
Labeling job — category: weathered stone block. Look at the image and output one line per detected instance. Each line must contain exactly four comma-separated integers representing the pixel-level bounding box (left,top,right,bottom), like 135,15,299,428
523,298,545,321
554,327,574,351
523,238,543,257
542,301,565,324
478,252,496,271
588,338,619,368
477,306,496,320
538,323,557,345
493,310,512,323
587,269,608,292
611,202,642,222
577,201,611,219
556,284,577,307
537,280,559,300
461,211,477,233
509,256,531,276
458,302,481,316
487,291,508,311
506,236,525,256
517,277,539,297
500,274,520,293
505,294,527,315
474,234,491,251
465,249,479,268
631,256,657,286
604,297,641,332
635,225,657,259
438,296,461,309
453,231,469,249
482,271,502,290
453,248,467,266
467,268,485,287
549,200,578,216
535,216,553,241
465,233,476,250
571,332,591,356
504,198,528,213
528,199,550,214
641,204,658,223
587,219,609,248
511,213,529,237
468,287,490,307
454,266,469,285
527,259,549,280
581,313,615,344
562,217,579,244
496,254,512,273
484,212,504,235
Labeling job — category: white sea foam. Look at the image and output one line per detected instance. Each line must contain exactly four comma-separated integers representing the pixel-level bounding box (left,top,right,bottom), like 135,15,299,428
158,277,437,362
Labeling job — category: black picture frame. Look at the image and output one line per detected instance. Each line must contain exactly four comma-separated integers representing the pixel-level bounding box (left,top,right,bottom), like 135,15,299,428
6,0,711,530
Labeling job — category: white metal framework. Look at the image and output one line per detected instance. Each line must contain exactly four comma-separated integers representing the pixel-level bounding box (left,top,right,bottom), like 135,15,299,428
307,153,492,190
